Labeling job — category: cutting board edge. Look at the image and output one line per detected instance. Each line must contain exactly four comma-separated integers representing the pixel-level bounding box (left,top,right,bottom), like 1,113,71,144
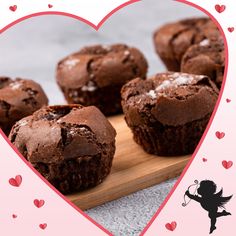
69,158,189,210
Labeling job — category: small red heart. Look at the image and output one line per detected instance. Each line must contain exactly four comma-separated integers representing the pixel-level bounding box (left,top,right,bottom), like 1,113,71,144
48,4,53,8
222,160,233,169
34,199,45,208
9,5,17,12
39,223,47,230
9,175,22,187
215,4,226,13
228,27,234,33
202,158,207,162
12,214,17,219
215,131,225,139
226,98,231,103
165,221,177,231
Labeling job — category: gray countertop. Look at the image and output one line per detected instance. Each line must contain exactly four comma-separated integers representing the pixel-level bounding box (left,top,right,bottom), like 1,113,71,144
0,0,203,235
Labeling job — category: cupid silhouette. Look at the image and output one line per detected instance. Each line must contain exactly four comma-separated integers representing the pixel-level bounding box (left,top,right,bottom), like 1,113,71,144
184,180,232,234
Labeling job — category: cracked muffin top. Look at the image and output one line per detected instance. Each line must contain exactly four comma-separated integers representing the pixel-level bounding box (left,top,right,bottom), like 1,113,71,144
153,18,222,71
181,38,225,88
9,105,116,164
56,44,148,89
121,72,219,126
0,77,48,135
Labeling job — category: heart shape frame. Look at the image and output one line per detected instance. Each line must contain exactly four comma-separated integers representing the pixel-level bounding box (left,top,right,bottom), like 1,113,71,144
141,0,236,235
0,0,140,32
0,1,141,235
0,0,235,235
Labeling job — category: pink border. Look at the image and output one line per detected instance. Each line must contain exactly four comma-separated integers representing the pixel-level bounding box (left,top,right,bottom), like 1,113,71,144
0,1,141,235
140,0,228,235
1,130,113,235
0,2,144,236
0,0,227,235
0,0,140,33
140,0,229,236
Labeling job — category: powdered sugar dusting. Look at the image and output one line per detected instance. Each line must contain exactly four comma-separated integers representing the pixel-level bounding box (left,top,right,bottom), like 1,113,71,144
146,73,204,99
200,39,210,46
18,119,28,127
64,58,80,69
124,50,130,56
9,81,22,90
68,126,87,136
81,81,97,92
155,80,171,92
157,73,196,90
102,45,111,51
174,75,194,85
57,119,62,123
171,72,182,78
70,90,79,97
89,73,95,79
69,129,76,135
146,90,156,99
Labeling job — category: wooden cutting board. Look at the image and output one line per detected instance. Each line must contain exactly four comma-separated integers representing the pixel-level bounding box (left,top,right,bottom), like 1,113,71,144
67,115,190,210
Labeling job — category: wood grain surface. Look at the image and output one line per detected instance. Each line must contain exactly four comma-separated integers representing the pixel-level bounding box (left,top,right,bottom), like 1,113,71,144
67,115,190,210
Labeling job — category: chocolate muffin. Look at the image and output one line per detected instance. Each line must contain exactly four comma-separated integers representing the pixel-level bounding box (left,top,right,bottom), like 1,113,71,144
9,105,116,194
0,77,48,135
153,18,221,71
56,44,148,116
121,72,219,156
181,38,225,88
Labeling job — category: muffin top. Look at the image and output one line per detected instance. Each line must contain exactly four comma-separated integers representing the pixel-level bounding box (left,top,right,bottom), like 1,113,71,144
181,38,225,87
154,17,221,62
0,77,48,107
9,105,116,164
0,77,48,132
121,72,219,126
56,44,148,89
